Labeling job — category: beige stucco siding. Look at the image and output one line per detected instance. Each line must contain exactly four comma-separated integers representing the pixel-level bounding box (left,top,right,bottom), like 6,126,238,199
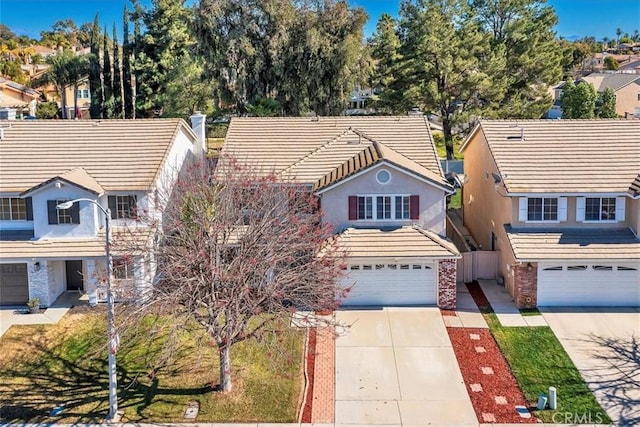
627,198,640,234
321,163,447,234
615,80,640,117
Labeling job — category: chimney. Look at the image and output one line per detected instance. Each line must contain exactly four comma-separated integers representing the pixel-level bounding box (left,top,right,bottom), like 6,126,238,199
190,111,207,156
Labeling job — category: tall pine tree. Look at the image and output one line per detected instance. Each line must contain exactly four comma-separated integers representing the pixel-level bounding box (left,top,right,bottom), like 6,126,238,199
123,5,134,119
112,23,123,118
102,26,113,119
89,14,103,119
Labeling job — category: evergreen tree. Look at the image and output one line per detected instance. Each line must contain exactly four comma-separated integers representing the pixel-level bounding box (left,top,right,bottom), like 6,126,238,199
112,23,123,118
123,5,134,119
560,79,597,119
89,14,102,119
472,0,563,118
102,27,113,118
369,13,402,113
596,88,617,118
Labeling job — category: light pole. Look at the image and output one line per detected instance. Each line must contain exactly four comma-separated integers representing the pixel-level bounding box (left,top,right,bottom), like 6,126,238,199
57,198,118,421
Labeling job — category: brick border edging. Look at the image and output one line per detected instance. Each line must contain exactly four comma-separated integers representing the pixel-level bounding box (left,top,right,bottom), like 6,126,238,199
298,328,316,423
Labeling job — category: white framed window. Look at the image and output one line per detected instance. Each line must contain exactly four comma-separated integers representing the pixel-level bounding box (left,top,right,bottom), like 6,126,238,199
519,197,566,222
108,195,138,219
577,196,625,222
76,89,90,99
113,258,135,280
56,199,73,224
356,194,414,221
0,197,26,220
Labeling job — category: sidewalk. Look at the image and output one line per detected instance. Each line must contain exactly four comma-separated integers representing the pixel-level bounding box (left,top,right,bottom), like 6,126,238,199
0,291,83,337
442,286,488,328
477,280,547,327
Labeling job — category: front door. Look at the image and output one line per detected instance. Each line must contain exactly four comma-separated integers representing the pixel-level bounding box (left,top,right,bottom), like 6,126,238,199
65,260,84,291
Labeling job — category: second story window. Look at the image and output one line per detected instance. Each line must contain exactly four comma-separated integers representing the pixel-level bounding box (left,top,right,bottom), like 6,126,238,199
0,197,30,221
76,89,90,99
586,197,616,221
519,197,566,222
350,194,419,221
108,195,138,219
47,199,80,224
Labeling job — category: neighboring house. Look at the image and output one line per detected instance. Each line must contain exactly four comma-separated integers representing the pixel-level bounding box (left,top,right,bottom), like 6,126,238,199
223,116,460,308
62,77,90,119
547,73,640,118
580,73,640,117
0,77,40,117
0,117,207,307
460,119,640,308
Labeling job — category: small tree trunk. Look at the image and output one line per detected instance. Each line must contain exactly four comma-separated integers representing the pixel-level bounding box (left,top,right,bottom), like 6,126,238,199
443,117,454,160
219,345,232,392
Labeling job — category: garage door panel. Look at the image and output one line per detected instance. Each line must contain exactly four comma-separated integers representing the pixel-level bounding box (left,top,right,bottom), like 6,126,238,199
340,263,436,306
0,263,29,305
538,263,640,307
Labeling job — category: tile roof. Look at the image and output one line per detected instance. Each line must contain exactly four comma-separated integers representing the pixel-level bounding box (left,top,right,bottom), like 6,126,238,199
334,225,460,259
223,116,443,184
505,225,640,261
463,120,640,194
0,119,196,193
581,73,640,92
313,129,450,191
0,227,151,259
0,77,40,98
21,167,105,196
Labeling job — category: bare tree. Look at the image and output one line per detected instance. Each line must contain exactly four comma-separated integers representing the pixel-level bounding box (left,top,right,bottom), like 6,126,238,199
119,156,346,392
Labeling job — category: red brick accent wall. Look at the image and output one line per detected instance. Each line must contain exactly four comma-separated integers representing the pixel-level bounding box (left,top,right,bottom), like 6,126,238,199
513,264,537,308
438,259,457,309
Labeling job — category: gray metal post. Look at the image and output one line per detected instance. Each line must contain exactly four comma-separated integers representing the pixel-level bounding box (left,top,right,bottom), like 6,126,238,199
104,207,118,420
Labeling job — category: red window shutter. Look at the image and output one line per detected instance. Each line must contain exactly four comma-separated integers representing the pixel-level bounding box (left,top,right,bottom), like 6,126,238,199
348,196,358,220
409,195,419,220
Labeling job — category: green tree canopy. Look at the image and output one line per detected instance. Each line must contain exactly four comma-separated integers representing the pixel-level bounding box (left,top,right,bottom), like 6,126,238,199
560,79,597,119
596,88,617,118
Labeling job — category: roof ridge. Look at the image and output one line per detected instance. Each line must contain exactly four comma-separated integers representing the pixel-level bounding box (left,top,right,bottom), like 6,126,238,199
280,127,366,176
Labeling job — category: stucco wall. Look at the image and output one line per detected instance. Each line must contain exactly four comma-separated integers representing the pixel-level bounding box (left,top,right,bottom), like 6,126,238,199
626,198,640,235
320,163,447,234
615,80,640,117
0,192,34,231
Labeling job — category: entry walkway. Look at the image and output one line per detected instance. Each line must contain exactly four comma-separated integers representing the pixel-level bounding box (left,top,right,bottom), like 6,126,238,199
0,291,83,337
478,280,547,327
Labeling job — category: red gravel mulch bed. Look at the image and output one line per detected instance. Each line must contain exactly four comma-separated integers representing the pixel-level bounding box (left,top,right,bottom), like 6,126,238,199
447,327,537,424
466,281,491,310
299,328,316,423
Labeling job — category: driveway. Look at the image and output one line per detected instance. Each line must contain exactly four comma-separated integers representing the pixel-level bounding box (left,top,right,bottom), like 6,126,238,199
335,308,477,426
541,307,640,427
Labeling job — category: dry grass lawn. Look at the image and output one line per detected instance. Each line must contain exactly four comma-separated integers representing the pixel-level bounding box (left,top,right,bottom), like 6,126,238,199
0,306,305,424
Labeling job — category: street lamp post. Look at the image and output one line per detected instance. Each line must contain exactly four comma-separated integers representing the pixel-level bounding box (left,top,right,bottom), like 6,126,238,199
57,198,118,421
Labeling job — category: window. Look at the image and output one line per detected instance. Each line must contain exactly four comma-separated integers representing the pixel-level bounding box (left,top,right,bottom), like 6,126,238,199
0,197,27,220
567,265,587,271
527,197,558,221
113,259,134,280
108,195,138,219
376,196,391,219
543,266,563,271
351,194,418,221
376,169,391,184
47,199,79,224
592,265,613,271
618,266,637,271
585,197,616,221
395,196,410,219
76,89,90,99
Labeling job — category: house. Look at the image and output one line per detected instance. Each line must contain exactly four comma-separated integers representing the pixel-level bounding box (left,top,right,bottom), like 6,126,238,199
62,77,91,119
0,76,40,117
0,117,207,307
580,73,640,117
222,116,460,308
460,119,640,308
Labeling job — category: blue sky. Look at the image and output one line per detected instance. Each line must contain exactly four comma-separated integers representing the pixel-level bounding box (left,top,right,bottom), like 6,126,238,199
1,0,639,41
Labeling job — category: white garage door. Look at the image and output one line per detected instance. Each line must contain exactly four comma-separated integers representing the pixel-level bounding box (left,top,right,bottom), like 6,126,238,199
538,263,640,306
340,262,437,306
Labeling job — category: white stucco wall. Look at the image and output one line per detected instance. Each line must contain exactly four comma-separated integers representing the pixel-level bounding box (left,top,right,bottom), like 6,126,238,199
320,163,448,235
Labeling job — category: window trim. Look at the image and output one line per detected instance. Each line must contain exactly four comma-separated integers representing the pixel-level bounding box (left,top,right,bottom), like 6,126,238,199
0,197,27,221
526,197,558,222
584,197,617,222
519,196,565,223
376,169,392,185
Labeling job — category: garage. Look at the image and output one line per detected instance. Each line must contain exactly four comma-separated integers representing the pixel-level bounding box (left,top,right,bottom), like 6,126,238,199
537,262,640,306
0,263,29,305
340,262,437,306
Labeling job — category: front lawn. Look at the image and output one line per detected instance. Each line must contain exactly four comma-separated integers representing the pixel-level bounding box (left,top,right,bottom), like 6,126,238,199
485,313,610,423
0,308,304,424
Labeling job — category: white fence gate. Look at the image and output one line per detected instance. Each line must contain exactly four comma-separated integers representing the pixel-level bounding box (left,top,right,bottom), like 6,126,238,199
456,251,500,283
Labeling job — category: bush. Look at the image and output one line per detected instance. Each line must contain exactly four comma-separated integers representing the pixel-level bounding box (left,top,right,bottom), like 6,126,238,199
36,101,59,119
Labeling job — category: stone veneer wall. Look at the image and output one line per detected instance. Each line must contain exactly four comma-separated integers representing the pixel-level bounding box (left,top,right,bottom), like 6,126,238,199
513,264,537,308
27,260,52,307
438,258,457,309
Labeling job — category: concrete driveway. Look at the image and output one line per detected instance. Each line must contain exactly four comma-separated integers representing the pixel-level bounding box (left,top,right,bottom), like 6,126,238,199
541,307,640,427
335,308,476,426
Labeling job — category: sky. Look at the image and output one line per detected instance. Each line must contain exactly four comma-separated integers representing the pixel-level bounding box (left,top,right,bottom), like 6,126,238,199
1,0,639,42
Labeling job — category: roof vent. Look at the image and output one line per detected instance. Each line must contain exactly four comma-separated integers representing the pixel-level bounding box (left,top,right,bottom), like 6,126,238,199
507,125,525,140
